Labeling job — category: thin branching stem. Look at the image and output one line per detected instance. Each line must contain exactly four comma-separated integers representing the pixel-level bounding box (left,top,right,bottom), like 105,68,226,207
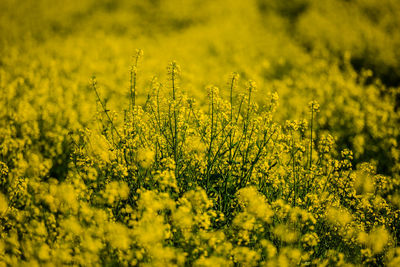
91,77,122,141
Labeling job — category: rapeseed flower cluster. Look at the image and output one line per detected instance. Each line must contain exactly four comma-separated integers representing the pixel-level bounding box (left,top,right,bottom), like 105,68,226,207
1,0,400,265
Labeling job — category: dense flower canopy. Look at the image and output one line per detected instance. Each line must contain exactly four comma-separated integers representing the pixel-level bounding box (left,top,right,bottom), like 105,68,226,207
1,0,400,266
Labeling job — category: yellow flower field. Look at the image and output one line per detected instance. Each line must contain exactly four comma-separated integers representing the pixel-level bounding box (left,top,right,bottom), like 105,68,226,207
1,0,400,265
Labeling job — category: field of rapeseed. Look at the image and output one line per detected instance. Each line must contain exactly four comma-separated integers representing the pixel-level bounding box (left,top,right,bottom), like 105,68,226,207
1,0,400,265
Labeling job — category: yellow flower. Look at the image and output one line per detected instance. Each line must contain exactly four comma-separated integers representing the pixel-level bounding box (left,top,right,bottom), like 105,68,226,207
37,244,51,261
137,147,155,168
0,193,8,215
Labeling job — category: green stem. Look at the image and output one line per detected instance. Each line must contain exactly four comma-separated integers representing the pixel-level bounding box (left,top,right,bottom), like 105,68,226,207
171,64,179,179
92,77,122,141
